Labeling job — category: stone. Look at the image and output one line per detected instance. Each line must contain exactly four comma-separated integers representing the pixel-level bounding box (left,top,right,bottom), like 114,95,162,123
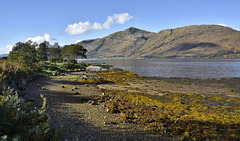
36,84,40,87
21,79,28,86
75,122,81,125
74,92,80,95
41,87,46,90
86,65,108,72
62,86,65,88
180,136,188,141
88,100,95,105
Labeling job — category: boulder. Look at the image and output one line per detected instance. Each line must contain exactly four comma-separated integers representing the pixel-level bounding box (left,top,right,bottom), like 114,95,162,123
86,65,108,72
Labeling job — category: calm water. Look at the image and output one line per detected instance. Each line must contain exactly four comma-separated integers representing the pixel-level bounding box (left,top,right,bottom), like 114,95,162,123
78,58,240,78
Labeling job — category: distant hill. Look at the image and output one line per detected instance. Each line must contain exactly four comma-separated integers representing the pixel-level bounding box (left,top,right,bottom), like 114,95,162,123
0,54,8,58
78,25,240,58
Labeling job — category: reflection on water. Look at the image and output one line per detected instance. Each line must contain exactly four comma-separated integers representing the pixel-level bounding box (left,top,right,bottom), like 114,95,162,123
78,58,240,78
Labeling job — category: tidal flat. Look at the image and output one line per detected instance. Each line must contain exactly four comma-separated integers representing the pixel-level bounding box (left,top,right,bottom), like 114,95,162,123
25,69,240,140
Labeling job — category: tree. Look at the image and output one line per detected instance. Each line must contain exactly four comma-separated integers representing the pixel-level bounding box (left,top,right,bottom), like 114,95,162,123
36,41,48,61
8,41,37,65
62,44,87,60
49,43,61,59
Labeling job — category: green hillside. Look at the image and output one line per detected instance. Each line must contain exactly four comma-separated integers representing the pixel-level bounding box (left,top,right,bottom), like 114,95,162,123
78,25,240,58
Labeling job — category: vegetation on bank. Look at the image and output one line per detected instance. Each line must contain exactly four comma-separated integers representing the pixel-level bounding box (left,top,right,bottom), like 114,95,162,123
0,41,87,140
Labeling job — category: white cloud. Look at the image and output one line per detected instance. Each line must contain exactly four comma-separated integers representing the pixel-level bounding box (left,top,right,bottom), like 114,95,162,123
0,45,13,54
75,40,82,44
26,33,51,43
64,13,133,35
6,45,13,53
64,21,92,35
218,24,227,27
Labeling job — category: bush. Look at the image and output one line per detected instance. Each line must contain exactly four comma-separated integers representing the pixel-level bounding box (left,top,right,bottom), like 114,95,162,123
0,60,36,76
75,62,89,71
37,61,49,71
0,88,62,141
67,59,77,64
49,58,63,63
47,63,58,71
60,62,75,70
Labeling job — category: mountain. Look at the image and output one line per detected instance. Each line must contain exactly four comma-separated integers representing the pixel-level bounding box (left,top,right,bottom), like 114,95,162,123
0,54,8,58
78,25,240,58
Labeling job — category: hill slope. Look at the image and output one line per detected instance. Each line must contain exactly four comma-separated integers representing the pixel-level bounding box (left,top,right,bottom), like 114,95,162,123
78,25,240,58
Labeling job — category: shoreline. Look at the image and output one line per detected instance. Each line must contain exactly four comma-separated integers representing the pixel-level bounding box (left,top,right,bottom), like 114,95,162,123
20,63,240,140
78,58,240,78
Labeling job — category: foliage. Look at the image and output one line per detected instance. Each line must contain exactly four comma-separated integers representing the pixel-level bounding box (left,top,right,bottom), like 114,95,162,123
37,61,49,71
0,88,62,141
49,57,63,63
39,61,90,76
60,62,75,70
49,43,61,59
36,41,48,62
75,62,89,70
8,41,37,65
62,44,87,60
0,60,36,76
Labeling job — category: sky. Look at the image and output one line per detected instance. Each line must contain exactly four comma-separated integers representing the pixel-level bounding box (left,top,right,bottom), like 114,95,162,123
0,0,240,54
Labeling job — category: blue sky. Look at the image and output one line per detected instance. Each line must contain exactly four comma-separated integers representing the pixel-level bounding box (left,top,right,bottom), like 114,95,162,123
0,0,240,54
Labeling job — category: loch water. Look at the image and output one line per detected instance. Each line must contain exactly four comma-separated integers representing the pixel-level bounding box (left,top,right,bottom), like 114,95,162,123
78,58,240,78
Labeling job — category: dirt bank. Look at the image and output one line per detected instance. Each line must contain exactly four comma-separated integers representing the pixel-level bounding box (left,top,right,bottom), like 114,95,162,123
22,72,173,141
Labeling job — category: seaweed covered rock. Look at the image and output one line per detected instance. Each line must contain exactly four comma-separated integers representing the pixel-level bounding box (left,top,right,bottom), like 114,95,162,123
86,65,120,72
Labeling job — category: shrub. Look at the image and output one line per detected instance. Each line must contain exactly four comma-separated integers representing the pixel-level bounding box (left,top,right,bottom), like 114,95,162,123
60,62,75,70
49,58,63,63
37,61,49,71
0,60,36,76
47,63,58,71
75,62,89,71
0,88,62,141
66,59,77,64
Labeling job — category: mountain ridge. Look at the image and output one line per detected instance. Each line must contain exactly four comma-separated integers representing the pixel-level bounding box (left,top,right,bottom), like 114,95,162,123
78,25,240,58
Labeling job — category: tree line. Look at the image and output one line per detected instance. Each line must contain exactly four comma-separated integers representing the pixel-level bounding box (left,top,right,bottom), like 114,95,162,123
8,41,87,65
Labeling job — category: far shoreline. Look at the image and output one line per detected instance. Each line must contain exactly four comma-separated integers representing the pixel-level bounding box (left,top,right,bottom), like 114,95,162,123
79,58,240,78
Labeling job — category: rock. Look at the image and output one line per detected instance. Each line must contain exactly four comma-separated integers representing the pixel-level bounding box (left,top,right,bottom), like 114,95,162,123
52,71,59,76
62,86,65,88
41,87,46,90
74,87,78,89
36,84,40,87
149,119,155,123
180,135,188,141
71,89,74,91
104,121,108,124
86,65,108,72
75,122,81,125
74,92,80,95
88,100,96,105
21,79,28,86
